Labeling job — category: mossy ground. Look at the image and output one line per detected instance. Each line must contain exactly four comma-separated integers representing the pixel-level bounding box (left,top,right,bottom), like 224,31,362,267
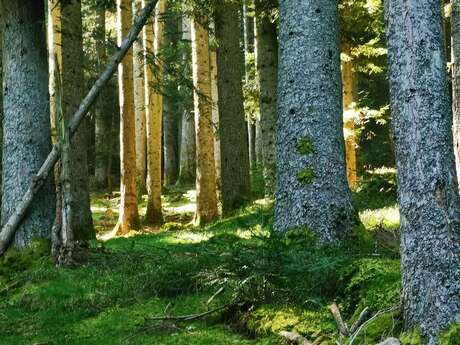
0,170,418,345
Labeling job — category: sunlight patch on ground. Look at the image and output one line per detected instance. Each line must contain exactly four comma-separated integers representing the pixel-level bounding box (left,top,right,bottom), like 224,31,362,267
164,189,196,214
164,231,211,244
360,204,400,231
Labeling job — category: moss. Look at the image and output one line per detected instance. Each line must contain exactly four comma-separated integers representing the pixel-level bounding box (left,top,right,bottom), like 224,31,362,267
297,137,316,155
440,322,460,345
298,167,315,185
351,311,402,344
400,329,423,345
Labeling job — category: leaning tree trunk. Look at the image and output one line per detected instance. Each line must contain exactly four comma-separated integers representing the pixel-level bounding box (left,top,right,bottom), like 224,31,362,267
94,5,114,191
452,0,460,184
61,0,94,241
215,1,251,215
384,0,460,340
144,0,165,226
133,0,147,197
191,17,219,226
275,0,355,242
117,0,140,234
1,0,56,247
254,0,278,197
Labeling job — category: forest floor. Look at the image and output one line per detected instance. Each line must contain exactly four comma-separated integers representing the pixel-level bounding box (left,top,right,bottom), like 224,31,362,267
0,169,419,345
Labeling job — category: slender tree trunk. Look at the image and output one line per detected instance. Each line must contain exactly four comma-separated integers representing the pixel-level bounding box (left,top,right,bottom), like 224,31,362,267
117,0,140,234
94,6,114,191
0,18,3,207
133,0,147,197
210,48,221,198
144,0,165,226
215,2,251,215
452,0,460,184
61,0,94,240
275,0,355,242
342,40,358,189
191,17,219,225
254,0,278,196
384,0,460,339
1,0,56,247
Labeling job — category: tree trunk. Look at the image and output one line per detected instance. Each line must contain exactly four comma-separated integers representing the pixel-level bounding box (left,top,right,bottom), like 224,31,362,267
178,110,196,185
342,40,358,189
133,0,147,197
210,48,221,199
191,18,219,225
60,0,94,240
215,2,251,215
384,0,460,339
275,0,355,242
1,0,56,247
452,0,460,185
254,0,278,197
117,0,140,234
94,6,114,191
0,18,3,207
144,0,165,226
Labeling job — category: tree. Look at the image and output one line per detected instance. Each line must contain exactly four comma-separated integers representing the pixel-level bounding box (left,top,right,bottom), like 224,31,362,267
214,0,251,215
384,0,460,339
134,0,147,196
275,0,355,242
452,0,460,183
191,17,219,225
254,0,278,197
60,0,94,240
117,0,140,234
1,0,56,247
144,0,165,226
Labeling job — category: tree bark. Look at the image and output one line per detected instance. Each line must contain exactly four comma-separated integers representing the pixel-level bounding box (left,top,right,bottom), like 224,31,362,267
117,0,140,234
275,0,355,242
1,0,56,248
133,0,147,197
94,5,114,191
0,19,3,207
452,0,460,185
215,1,251,215
254,0,278,196
61,0,94,240
191,17,219,225
144,0,165,226
210,48,221,199
384,0,460,339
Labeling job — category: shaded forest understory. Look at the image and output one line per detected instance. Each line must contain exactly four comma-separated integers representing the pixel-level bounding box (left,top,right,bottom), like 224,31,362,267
1,172,457,345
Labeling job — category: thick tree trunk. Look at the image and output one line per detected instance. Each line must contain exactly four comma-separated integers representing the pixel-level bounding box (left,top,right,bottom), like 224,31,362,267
1,0,56,247
61,0,94,240
144,0,165,226
0,18,3,207
117,0,140,234
254,0,278,196
275,0,355,242
452,0,460,184
191,18,219,226
342,41,358,189
94,6,114,191
215,2,251,215
133,0,147,196
384,0,460,339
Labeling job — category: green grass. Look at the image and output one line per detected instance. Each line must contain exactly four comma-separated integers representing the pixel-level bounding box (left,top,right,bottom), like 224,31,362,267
0,175,406,345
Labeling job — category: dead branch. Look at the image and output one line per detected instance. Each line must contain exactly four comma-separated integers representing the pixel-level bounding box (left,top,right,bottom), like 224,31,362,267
279,331,314,345
329,302,350,336
349,307,369,334
147,302,233,322
0,0,159,256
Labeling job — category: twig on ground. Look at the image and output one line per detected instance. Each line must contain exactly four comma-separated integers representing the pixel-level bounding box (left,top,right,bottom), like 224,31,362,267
279,331,314,345
329,302,350,336
349,307,369,334
147,301,234,322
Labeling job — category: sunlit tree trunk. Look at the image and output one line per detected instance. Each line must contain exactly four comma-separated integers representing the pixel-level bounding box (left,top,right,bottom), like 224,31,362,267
210,48,221,198
342,40,358,189
1,0,56,247
384,0,460,339
191,17,219,225
144,0,165,226
60,0,94,240
215,2,251,215
117,0,140,234
276,0,355,242
254,0,278,197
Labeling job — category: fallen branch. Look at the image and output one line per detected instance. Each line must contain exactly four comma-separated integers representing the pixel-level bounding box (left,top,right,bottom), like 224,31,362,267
279,331,314,345
329,302,350,337
0,0,159,256
349,307,369,334
147,302,233,322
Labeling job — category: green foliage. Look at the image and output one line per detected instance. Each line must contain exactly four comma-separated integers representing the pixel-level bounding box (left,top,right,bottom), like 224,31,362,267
297,137,316,155
440,322,460,345
298,167,315,185
400,330,423,345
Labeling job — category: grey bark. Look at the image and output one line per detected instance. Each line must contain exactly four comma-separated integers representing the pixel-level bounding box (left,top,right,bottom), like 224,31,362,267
384,0,460,340
1,0,56,248
94,6,114,191
0,22,3,208
61,0,94,240
275,0,355,242
255,0,278,196
452,0,460,184
178,110,196,185
215,1,251,214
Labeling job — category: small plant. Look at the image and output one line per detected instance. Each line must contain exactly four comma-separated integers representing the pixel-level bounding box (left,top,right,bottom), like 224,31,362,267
298,167,316,185
297,137,316,155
